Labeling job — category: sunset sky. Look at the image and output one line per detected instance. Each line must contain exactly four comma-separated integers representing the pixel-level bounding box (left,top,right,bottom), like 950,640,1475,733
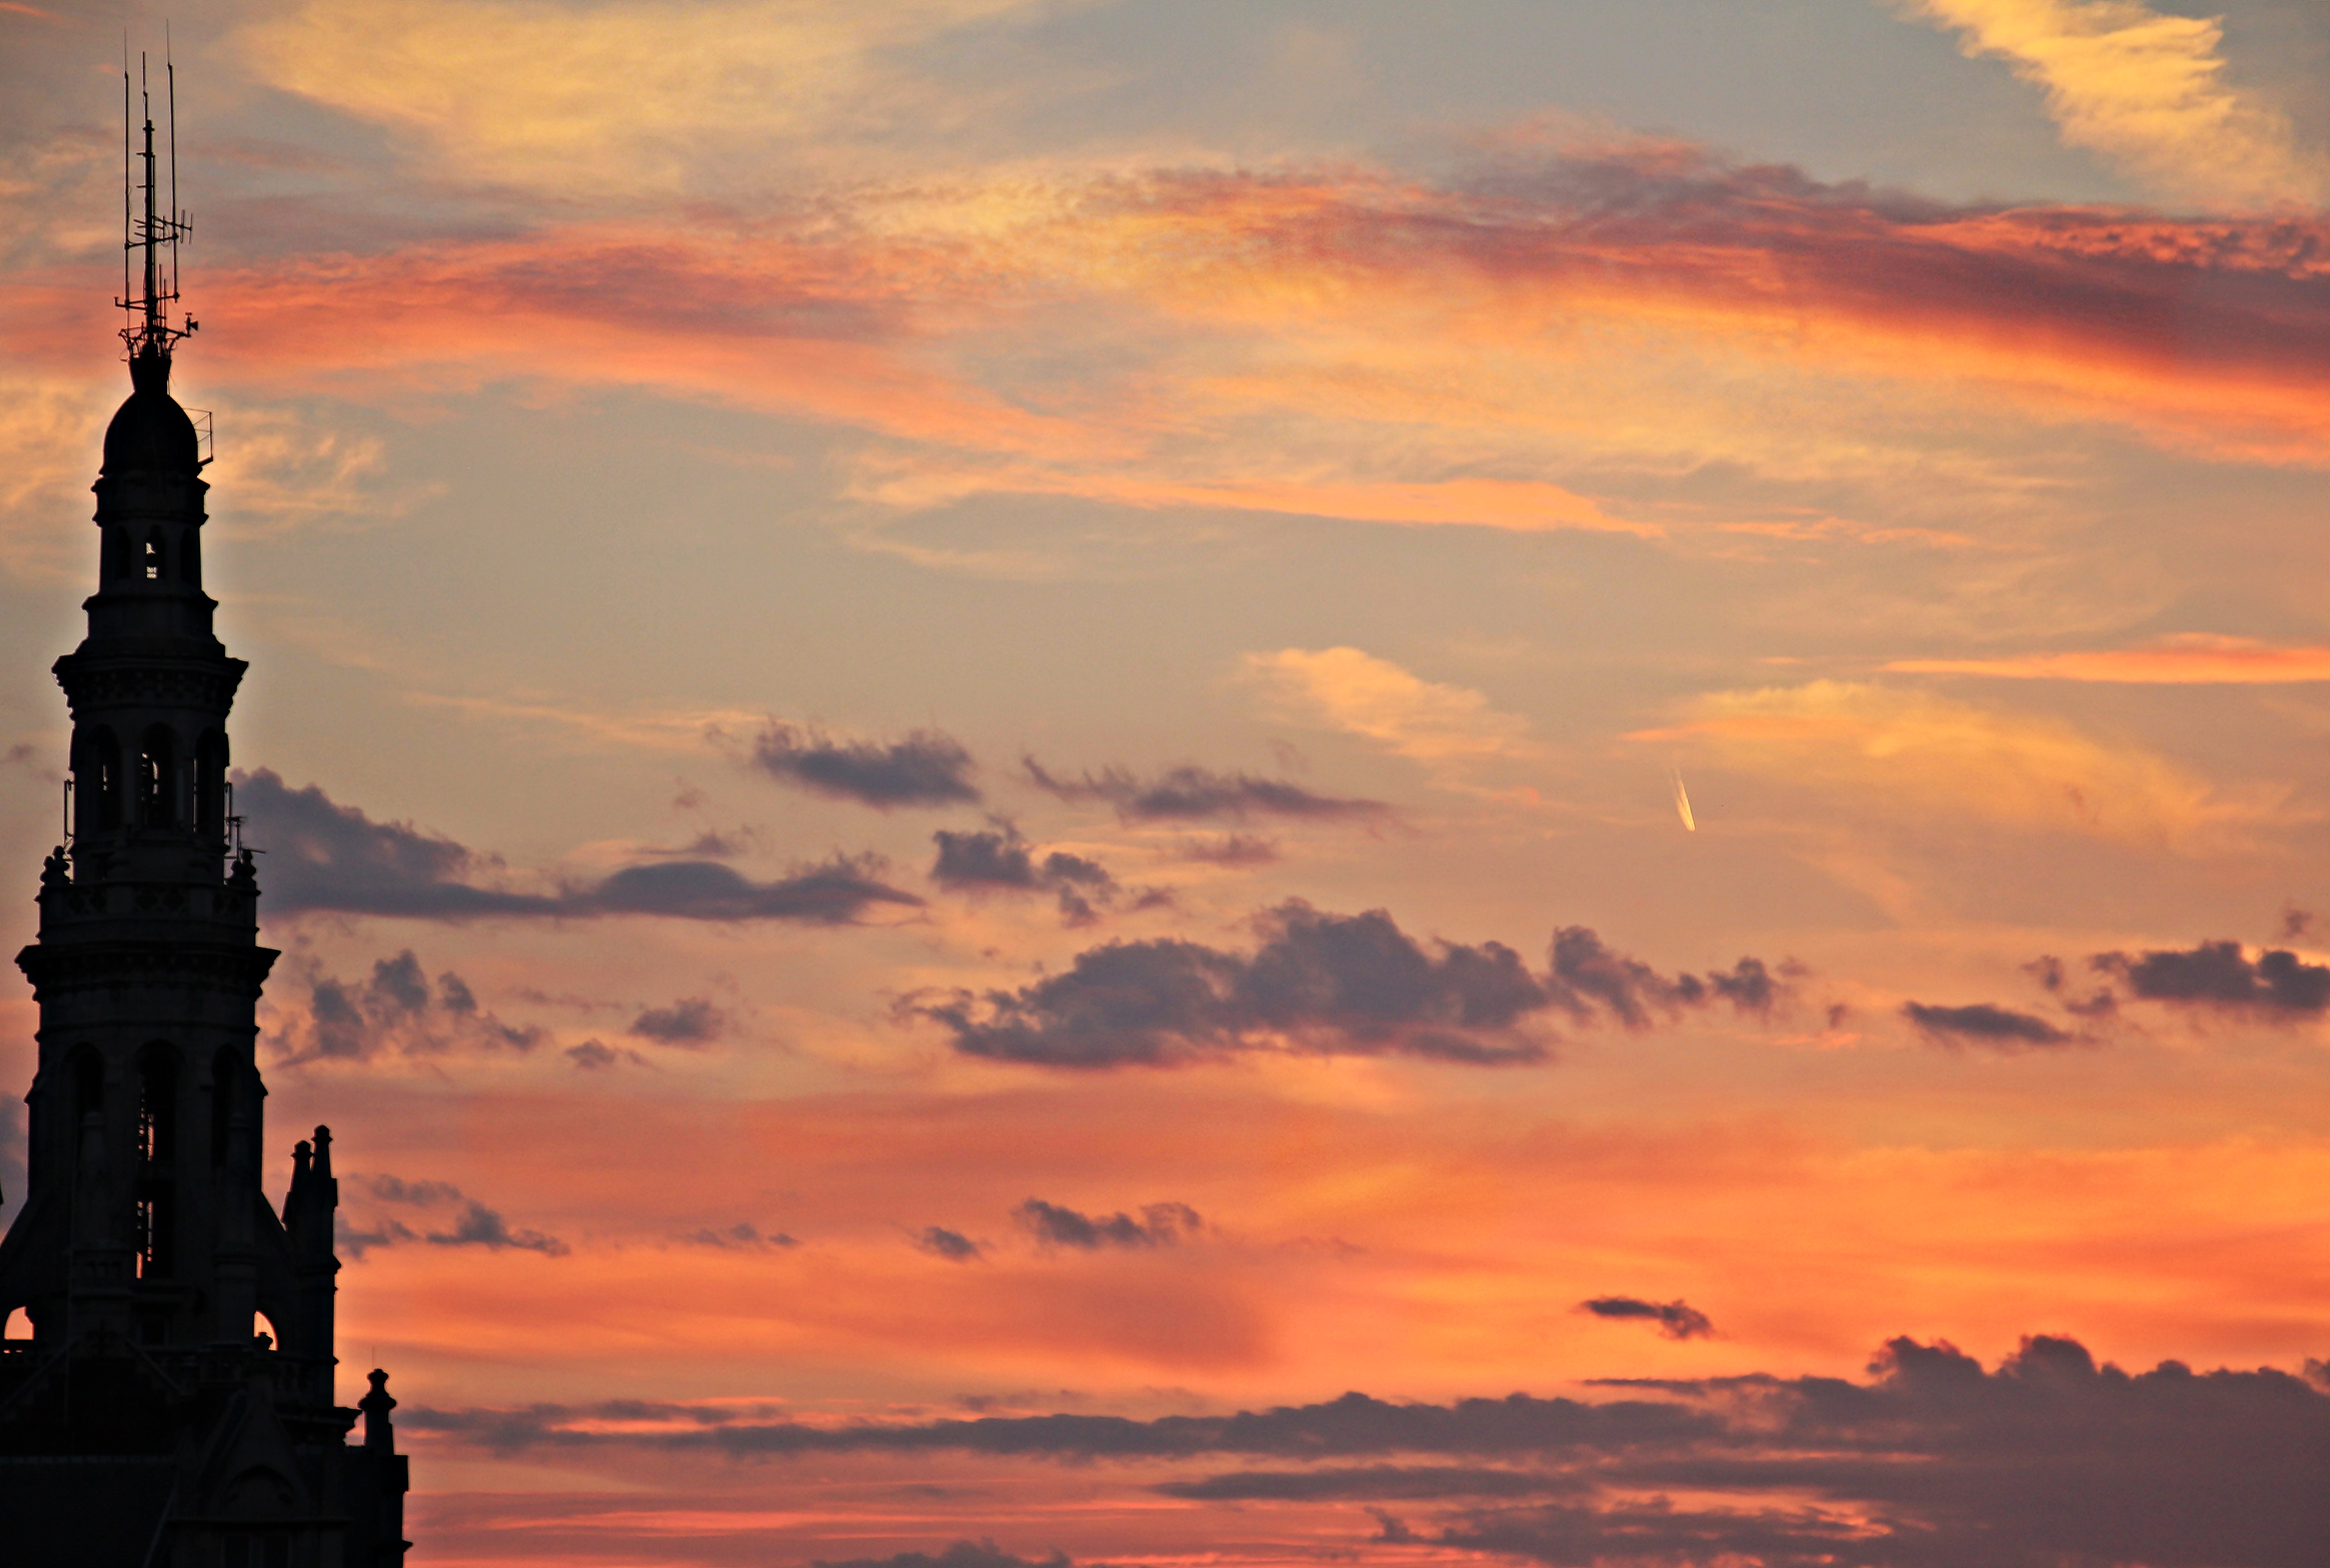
5,1,2330,1563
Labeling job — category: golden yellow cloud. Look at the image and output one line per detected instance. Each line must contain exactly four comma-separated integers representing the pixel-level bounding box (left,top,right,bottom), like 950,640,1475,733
1904,0,2330,208
1633,679,2258,849
1888,635,2330,683
1242,647,1533,765
242,0,1050,189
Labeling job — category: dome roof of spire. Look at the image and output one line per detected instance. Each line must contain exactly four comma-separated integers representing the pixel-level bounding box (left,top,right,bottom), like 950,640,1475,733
101,349,200,476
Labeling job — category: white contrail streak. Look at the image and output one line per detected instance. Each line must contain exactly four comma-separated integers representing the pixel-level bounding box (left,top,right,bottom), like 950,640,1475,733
1672,771,1697,833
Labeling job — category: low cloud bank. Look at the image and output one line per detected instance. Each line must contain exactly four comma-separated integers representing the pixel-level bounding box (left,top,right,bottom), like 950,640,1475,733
406,1335,2330,1566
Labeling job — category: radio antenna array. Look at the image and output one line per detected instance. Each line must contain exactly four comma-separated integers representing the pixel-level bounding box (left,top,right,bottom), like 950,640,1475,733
118,40,197,365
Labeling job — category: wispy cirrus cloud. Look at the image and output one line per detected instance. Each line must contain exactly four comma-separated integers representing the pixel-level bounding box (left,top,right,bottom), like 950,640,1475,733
242,0,1056,190
23,139,2330,567
1889,634,2330,683
1902,0,2330,208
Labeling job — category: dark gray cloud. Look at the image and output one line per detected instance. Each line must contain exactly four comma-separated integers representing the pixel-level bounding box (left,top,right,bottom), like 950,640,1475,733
406,1382,1708,1459
280,950,541,1062
234,769,539,918
678,1222,798,1250
1577,1297,1714,1341
1015,1199,1202,1250
564,1039,649,1070
582,857,919,922
1160,1465,1575,1501
406,1335,2330,1566
1173,834,1280,866
929,826,1145,927
814,1541,1089,1568
339,1174,566,1259
235,769,921,923
427,1200,569,1256
637,827,759,860
915,1226,983,1262
2090,939,2330,1016
1174,829,1286,867
1903,1001,2074,1050
753,723,980,808
907,903,1781,1069
1023,758,1386,822
1546,928,1780,1028
628,996,725,1044
932,826,1043,889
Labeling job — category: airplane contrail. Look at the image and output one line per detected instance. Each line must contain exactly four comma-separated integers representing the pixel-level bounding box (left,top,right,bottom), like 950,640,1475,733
1672,771,1697,833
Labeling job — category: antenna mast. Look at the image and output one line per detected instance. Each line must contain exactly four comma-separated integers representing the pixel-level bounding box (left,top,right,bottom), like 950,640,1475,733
118,45,196,367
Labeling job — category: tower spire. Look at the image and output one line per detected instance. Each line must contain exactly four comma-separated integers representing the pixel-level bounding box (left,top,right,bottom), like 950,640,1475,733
0,58,408,1565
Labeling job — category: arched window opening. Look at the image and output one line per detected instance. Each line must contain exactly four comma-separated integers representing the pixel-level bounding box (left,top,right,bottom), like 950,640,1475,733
137,725,175,828
134,1188,175,1279
92,729,122,831
211,1048,237,1166
181,528,201,588
101,527,128,581
252,1311,280,1350
137,1048,177,1166
142,533,164,581
195,732,227,838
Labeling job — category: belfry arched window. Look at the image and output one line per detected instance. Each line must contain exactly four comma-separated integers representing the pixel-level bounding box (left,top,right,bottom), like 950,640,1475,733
137,725,175,828
137,1046,178,1166
142,533,164,581
91,729,123,831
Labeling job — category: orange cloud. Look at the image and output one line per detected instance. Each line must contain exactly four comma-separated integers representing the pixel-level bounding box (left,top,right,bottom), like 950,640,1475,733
244,0,1056,190
1632,680,2262,850
1888,635,2330,683
22,141,2330,561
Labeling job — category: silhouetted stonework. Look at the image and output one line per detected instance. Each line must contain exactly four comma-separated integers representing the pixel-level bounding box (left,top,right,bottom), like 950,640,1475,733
0,341,410,1564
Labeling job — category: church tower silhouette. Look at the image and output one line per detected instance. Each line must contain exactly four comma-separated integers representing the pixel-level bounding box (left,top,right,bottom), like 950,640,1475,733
0,61,409,1566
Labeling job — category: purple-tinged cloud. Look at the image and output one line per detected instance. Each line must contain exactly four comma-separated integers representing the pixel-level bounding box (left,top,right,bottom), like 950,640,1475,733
907,903,1774,1069
406,1335,2327,1565
914,1226,983,1262
282,950,540,1062
235,769,921,924
1015,1199,1202,1250
628,996,725,1044
339,1173,565,1258
1576,1296,1714,1341
1023,758,1385,823
2090,939,2330,1016
753,723,980,808
1904,1000,2075,1050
